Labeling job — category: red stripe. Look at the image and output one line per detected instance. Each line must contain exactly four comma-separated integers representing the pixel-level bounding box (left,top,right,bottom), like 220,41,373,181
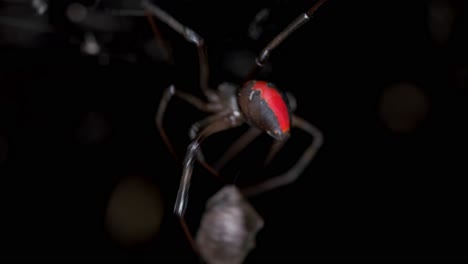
253,81,290,133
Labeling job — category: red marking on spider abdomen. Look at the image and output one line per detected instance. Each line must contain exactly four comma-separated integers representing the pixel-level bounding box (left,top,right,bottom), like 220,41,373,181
252,81,290,133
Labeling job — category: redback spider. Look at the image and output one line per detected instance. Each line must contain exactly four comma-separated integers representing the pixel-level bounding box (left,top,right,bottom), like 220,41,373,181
142,0,326,252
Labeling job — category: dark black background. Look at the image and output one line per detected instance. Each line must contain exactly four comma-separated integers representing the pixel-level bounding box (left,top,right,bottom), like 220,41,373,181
1,0,468,262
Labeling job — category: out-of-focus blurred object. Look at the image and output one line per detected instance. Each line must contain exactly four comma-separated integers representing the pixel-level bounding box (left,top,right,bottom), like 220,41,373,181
379,82,429,134
196,185,264,264
248,7,270,41
80,32,100,55
221,48,273,80
32,0,48,15
60,0,137,33
75,111,111,145
105,174,164,248
427,0,455,46
0,0,51,47
143,36,172,64
45,0,147,63
222,50,257,80
66,1,87,24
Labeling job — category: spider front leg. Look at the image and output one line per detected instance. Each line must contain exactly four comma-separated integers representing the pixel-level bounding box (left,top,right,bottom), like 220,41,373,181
174,113,243,253
156,85,223,180
142,0,217,101
175,114,243,216
156,85,216,161
241,115,323,197
188,114,230,165
245,0,329,80
188,113,237,178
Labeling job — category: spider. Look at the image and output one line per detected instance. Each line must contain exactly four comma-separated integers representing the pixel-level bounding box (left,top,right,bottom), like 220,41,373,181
142,0,326,251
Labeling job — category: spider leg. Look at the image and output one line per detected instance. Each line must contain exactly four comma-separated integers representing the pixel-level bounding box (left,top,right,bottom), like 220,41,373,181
241,115,323,197
246,0,328,80
142,0,217,101
173,115,242,258
285,91,297,112
156,85,218,162
264,137,289,166
145,12,174,64
175,114,244,217
213,127,262,171
188,113,234,179
178,217,198,257
188,114,225,163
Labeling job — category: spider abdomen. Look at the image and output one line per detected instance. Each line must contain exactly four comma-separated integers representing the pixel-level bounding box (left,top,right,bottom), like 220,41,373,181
238,80,291,140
